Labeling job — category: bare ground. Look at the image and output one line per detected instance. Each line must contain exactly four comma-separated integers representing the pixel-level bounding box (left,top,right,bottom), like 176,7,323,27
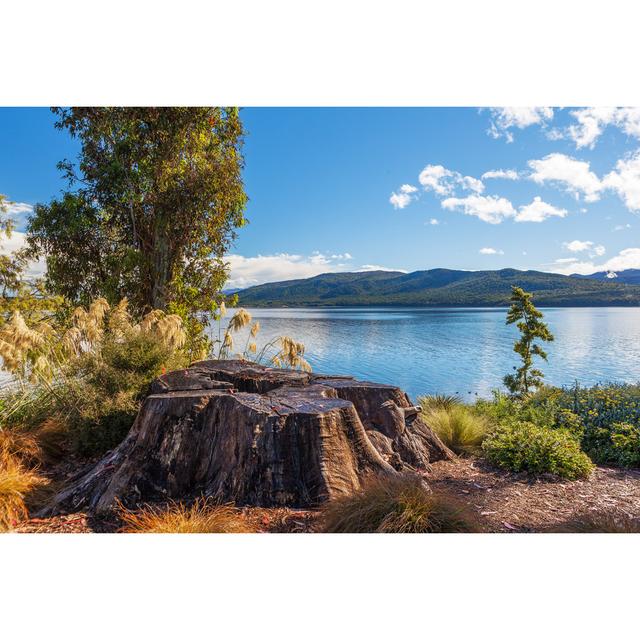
9,458,640,533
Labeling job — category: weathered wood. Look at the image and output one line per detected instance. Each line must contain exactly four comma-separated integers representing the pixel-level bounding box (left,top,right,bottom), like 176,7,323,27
44,361,454,514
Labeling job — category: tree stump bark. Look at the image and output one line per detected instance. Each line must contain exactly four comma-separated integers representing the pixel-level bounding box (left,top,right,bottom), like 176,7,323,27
44,361,454,514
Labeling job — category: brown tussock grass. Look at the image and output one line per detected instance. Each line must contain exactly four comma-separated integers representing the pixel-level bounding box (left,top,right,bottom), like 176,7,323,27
0,445,49,531
550,510,640,533
118,498,258,533
321,473,484,533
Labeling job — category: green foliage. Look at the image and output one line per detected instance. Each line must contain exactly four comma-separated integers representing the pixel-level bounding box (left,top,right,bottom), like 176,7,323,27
481,421,595,480
27,193,137,307
475,389,556,429
503,286,554,396
530,383,640,467
67,331,187,455
418,400,489,455
475,383,640,470
27,108,248,329
553,408,584,438
321,474,483,533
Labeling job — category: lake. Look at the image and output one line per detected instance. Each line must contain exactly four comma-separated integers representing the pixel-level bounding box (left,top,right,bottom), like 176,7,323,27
219,307,640,401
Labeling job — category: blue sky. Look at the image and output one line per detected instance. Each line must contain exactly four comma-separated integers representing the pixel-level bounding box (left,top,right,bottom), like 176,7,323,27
1,107,639,287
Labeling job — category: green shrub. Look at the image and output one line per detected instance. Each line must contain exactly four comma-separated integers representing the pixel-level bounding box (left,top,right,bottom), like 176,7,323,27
419,401,490,455
482,421,594,480
65,331,187,455
475,389,555,430
534,383,640,467
321,474,483,533
552,408,584,438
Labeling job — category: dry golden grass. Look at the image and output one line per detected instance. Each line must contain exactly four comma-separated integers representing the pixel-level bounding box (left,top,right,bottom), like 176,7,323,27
0,428,42,466
321,473,484,533
551,511,640,533
118,499,258,533
0,446,48,531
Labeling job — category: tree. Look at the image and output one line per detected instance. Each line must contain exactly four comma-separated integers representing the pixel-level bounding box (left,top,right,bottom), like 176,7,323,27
27,108,248,327
503,286,554,396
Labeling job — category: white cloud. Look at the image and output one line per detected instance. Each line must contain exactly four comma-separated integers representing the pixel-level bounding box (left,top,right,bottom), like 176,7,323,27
357,264,407,273
564,240,592,252
226,252,355,288
441,194,515,224
602,151,640,211
481,169,519,180
3,201,33,218
528,153,602,202
226,252,403,288
487,107,553,142
418,164,484,197
551,247,640,276
562,240,605,257
479,247,504,255
389,191,413,210
428,218,439,225
515,196,567,222
555,257,579,264
567,107,640,149
459,175,484,193
418,165,456,196
389,183,419,209
613,223,632,231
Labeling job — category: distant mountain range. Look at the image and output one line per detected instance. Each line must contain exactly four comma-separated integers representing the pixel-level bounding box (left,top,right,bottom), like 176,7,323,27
237,268,640,307
571,268,640,285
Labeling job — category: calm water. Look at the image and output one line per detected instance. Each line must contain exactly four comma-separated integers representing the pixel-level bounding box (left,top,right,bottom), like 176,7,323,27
220,307,640,401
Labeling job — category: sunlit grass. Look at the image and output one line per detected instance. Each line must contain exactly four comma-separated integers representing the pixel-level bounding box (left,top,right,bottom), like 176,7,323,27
321,473,483,533
0,443,48,531
419,399,490,455
118,498,257,534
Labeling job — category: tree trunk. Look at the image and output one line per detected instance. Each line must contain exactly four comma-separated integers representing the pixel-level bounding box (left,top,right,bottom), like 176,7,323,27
149,225,172,310
43,361,454,515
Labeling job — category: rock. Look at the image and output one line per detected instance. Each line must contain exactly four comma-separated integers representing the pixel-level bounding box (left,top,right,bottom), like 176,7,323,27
44,361,454,514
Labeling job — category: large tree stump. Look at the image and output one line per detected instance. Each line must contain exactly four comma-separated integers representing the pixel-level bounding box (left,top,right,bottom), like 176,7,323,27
44,361,454,514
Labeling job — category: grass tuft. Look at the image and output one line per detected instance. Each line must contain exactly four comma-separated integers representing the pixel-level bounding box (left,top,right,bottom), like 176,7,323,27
0,445,48,531
419,394,463,411
551,511,640,533
419,400,490,455
321,473,483,533
118,498,257,533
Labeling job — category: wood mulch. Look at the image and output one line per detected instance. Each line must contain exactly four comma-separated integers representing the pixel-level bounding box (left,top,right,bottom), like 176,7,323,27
424,458,640,532
8,458,640,533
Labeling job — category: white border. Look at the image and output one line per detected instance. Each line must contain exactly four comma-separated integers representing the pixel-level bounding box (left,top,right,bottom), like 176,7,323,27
2,0,640,105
